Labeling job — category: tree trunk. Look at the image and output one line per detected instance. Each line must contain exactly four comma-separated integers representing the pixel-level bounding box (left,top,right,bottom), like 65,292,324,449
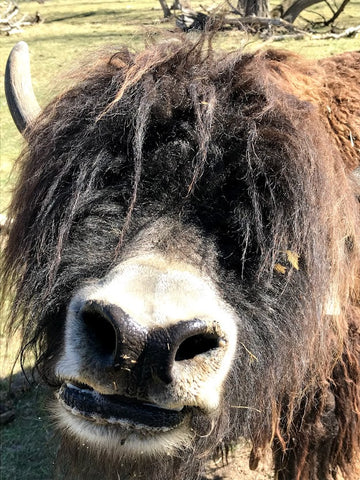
237,0,269,17
159,0,171,18
170,1,182,8
272,0,350,23
272,0,322,22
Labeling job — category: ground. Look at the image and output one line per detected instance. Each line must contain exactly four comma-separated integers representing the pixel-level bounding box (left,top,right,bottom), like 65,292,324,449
204,449,273,480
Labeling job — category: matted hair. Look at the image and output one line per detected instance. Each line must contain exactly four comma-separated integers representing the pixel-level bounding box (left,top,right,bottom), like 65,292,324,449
1,36,360,479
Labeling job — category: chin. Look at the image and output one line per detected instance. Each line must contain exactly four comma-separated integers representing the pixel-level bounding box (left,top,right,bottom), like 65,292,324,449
54,382,195,459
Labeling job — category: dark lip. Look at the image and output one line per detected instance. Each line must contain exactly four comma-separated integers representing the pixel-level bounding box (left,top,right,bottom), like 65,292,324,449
58,383,187,430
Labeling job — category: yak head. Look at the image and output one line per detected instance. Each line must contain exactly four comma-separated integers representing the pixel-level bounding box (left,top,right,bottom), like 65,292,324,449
3,39,360,479
54,218,238,458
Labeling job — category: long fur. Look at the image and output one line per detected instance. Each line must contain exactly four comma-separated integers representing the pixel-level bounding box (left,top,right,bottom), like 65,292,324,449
1,37,360,479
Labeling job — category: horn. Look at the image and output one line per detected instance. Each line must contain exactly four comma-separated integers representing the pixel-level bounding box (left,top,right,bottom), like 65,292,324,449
5,41,41,134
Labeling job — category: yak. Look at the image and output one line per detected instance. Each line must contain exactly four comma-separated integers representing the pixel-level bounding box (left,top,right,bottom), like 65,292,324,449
1,37,360,480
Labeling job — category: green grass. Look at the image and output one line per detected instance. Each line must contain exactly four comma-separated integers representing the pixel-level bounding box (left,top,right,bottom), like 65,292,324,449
0,1,359,478
0,385,57,480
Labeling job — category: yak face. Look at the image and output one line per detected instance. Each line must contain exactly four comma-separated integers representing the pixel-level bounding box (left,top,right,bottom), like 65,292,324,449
3,40,360,479
55,219,238,457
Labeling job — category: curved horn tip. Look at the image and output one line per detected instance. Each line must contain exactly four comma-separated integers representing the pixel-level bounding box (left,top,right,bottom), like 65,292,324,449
12,40,30,54
5,41,41,134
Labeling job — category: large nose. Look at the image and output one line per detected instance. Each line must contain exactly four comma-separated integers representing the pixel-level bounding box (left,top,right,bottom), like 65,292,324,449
79,300,223,384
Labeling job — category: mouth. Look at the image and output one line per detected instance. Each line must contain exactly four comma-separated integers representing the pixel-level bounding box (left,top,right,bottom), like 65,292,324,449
57,383,187,431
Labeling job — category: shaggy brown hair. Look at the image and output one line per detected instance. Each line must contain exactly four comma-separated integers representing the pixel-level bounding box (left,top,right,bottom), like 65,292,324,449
1,37,360,479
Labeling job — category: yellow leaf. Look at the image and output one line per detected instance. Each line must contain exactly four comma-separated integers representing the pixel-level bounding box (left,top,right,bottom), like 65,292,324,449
274,263,287,274
286,250,299,270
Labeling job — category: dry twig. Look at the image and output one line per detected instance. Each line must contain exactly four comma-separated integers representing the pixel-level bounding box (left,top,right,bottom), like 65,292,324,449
265,23,360,41
0,1,41,35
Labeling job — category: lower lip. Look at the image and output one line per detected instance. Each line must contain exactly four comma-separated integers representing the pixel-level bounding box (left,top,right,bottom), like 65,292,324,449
57,383,187,430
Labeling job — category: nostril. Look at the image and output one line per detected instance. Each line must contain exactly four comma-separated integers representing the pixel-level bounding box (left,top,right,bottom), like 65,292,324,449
81,303,117,359
175,333,221,361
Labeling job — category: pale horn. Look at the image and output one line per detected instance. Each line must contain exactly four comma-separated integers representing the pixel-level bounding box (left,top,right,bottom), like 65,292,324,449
5,41,41,134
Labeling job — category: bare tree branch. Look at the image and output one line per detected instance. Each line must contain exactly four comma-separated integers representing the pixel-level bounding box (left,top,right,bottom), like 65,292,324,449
226,0,243,15
225,15,301,32
0,1,41,35
323,0,350,26
267,23,360,40
323,0,336,15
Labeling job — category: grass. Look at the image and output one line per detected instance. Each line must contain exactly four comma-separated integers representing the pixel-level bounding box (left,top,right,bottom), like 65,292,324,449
0,331,58,480
0,385,57,480
0,1,359,478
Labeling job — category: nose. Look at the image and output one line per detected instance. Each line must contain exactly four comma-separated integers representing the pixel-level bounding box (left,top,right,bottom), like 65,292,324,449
79,300,223,384
142,318,223,384
80,300,147,365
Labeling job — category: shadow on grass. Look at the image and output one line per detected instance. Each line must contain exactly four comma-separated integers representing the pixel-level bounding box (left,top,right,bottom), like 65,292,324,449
47,11,98,22
0,370,58,480
47,10,120,23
